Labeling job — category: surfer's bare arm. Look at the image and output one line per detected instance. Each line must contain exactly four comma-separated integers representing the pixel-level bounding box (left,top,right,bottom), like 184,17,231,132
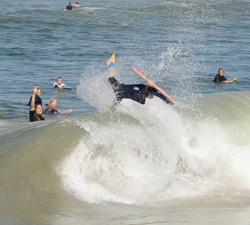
30,87,38,111
226,78,236,82
217,78,228,83
57,109,73,114
222,78,233,83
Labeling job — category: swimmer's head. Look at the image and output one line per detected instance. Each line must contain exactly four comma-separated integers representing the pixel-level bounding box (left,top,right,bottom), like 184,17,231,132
218,68,224,76
57,77,63,85
35,104,42,115
36,88,42,97
49,98,57,106
146,86,155,99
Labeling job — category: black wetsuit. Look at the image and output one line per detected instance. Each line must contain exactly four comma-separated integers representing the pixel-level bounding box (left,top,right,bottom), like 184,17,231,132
108,77,171,105
30,110,46,122
213,74,227,83
66,4,73,10
27,95,42,106
43,106,58,115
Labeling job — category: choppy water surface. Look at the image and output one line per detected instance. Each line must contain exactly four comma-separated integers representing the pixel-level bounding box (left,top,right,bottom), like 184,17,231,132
1,0,250,224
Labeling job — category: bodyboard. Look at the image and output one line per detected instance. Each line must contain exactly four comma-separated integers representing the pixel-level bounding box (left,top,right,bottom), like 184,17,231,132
54,87,72,90
132,67,173,102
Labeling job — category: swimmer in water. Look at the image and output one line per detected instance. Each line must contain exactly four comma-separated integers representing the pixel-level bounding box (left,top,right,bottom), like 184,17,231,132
72,2,79,7
43,98,73,115
29,87,46,122
53,77,66,89
27,87,42,106
64,1,73,11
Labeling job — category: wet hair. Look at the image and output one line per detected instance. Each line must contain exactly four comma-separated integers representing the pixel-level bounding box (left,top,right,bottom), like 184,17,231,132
146,86,155,94
49,98,57,105
57,76,62,80
35,103,42,109
76,2,78,3
218,68,224,73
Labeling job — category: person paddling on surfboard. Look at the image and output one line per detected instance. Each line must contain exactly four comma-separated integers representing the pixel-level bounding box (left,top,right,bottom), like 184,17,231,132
43,98,73,115
107,54,173,106
53,77,66,89
213,68,237,83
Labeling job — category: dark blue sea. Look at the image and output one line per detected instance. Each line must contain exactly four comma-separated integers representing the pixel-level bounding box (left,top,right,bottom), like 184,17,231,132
1,0,250,224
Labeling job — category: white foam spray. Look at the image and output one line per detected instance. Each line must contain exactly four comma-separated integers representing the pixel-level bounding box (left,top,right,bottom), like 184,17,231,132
60,96,250,204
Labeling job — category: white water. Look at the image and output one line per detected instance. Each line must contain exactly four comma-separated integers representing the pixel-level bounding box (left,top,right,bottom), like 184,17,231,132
60,94,250,205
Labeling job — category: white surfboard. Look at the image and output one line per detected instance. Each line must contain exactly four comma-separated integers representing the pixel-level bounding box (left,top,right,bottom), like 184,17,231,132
227,77,237,83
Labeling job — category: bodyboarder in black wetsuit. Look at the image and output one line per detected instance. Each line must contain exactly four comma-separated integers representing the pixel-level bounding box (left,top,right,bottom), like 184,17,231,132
108,66,173,106
108,77,171,105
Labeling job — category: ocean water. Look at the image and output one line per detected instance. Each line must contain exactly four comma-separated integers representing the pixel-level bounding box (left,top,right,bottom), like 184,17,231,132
1,0,250,224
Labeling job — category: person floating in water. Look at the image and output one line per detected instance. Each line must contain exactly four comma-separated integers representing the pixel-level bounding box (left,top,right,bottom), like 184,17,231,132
30,87,46,122
43,98,73,115
72,2,79,7
107,59,173,106
213,68,236,83
27,87,42,106
64,1,73,11
53,77,66,89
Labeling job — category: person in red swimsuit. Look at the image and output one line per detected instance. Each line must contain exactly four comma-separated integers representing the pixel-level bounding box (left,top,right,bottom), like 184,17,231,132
43,98,73,115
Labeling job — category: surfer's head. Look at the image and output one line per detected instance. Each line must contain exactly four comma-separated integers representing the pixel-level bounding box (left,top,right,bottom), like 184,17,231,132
218,68,224,76
36,88,42,97
35,104,42,115
49,98,57,107
146,85,154,99
57,77,63,85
